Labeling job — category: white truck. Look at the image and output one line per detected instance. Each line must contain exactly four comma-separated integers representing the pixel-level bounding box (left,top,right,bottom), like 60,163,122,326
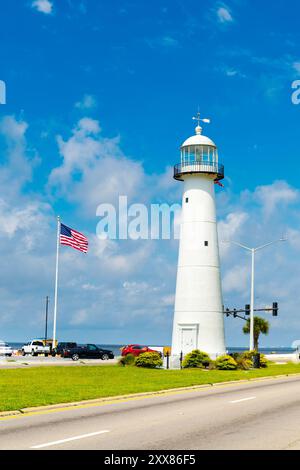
22,340,50,357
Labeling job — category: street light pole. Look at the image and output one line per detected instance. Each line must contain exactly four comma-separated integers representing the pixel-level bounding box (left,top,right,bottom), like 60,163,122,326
250,249,255,351
224,238,286,351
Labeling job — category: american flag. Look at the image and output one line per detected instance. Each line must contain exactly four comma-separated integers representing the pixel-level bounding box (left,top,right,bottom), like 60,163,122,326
60,223,89,253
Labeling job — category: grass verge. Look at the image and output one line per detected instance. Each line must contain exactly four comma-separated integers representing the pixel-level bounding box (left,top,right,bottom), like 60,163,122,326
1,363,300,412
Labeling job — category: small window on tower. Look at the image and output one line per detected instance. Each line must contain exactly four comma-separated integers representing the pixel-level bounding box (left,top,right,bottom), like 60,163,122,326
185,198,189,203
204,241,209,247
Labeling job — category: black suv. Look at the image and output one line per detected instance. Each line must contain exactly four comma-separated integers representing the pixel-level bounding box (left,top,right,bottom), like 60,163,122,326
63,344,114,361
52,342,77,357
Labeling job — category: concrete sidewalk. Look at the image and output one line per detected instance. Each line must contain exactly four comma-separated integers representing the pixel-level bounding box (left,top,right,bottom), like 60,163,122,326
0,356,119,369
265,353,299,364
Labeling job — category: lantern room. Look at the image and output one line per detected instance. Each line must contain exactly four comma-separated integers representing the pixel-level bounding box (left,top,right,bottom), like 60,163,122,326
174,117,224,182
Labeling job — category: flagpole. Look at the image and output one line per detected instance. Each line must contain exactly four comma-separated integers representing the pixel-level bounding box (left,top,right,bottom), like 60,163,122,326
52,216,60,350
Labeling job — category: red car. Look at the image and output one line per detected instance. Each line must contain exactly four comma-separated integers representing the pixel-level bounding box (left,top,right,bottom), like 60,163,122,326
121,344,160,357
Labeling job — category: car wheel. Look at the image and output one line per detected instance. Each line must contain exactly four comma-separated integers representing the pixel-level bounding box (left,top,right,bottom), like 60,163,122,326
72,353,79,361
101,354,110,361
22,350,26,356
45,353,48,357
31,350,36,357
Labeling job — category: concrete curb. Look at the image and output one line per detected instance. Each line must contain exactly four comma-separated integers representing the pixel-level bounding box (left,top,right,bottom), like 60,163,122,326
0,410,22,418
2,372,300,418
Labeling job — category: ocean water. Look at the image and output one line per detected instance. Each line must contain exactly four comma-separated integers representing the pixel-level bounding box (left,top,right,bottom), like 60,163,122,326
6,342,296,356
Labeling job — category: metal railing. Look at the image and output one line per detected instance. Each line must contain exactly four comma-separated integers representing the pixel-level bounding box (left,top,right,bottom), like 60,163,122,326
174,160,224,181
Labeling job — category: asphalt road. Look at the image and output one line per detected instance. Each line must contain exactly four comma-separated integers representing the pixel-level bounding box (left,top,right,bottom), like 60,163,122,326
2,375,300,450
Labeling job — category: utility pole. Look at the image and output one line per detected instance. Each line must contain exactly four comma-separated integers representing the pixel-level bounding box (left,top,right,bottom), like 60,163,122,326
45,296,49,343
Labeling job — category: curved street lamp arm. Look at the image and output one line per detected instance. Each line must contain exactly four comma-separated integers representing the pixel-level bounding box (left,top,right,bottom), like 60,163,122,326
227,241,252,252
254,238,287,252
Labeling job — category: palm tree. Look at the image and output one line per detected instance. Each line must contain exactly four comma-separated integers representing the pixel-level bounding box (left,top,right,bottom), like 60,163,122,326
243,316,270,351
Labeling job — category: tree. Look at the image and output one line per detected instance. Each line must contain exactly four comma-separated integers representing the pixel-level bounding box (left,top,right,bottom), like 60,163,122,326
243,316,270,351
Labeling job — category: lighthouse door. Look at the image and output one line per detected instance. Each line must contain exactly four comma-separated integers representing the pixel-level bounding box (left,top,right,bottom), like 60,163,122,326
180,326,197,355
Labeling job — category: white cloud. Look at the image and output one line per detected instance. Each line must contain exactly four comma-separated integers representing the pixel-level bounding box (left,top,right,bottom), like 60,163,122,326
49,117,154,215
0,115,39,198
0,199,50,241
226,69,238,77
293,62,300,73
218,212,249,257
252,181,299,217
75,94,97,110
31,0,53,14
0,115,28,139
216,4,233,24
146,36,179,49
223,265,249,294
161,36,179,47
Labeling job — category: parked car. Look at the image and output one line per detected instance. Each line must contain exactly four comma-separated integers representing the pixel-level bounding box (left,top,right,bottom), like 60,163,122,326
51,342,77,357
121,344,161,357
22,340,50,357
0,341,13,357
62,344,114,361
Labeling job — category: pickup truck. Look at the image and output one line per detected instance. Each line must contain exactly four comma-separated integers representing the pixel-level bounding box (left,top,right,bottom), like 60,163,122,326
22,340,50,357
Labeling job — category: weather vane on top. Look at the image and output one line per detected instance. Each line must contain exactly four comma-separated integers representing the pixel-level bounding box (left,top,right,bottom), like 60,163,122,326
192,110,211,127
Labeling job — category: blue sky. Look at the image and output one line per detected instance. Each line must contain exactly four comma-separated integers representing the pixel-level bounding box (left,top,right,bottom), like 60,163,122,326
0,0,300,348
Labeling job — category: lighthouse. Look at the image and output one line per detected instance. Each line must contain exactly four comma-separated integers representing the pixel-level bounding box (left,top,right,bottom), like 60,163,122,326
171,113,226,362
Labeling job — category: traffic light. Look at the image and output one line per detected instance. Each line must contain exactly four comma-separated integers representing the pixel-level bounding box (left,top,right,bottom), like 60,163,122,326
245,304,250,316
226,308,230,317
272,302,278,317
233,309,237,318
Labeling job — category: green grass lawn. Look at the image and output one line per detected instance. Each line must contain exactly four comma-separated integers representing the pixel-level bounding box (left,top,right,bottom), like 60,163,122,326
1,363,300,412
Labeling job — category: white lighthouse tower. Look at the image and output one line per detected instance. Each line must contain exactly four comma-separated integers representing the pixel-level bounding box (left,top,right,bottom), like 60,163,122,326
171,113,226,362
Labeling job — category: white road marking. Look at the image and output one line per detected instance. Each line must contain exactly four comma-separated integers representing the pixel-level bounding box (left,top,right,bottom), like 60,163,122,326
229,396,256,404
31,430,110,449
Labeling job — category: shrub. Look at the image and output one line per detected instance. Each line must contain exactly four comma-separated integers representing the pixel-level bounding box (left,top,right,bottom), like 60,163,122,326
230,352,243,361
241,351,268,368
236,358,253,370
118,353,136,367
182,350,211,369
259,355,268,368
135,352,163,369
215,355,238,370
241,350,256,361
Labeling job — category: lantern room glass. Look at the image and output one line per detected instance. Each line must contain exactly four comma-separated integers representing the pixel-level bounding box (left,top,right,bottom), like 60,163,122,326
181,145,218,167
